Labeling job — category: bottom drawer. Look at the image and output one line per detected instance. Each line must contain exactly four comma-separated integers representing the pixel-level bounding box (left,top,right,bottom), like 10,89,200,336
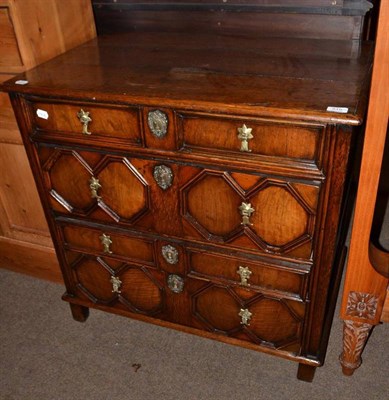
64,248,306,354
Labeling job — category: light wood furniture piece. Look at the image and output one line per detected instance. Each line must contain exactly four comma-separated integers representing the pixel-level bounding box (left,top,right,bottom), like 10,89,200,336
2,1,374,382
339,0,389,376
0,0,96,282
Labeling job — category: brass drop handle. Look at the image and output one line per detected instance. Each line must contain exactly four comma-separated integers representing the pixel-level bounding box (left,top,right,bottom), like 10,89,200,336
100,233,113,254
239,308,252,326
77,109,92,135
110,275,122,294
237,266,252,287
89,177,102,200
239,202,255,226
237,124,253,152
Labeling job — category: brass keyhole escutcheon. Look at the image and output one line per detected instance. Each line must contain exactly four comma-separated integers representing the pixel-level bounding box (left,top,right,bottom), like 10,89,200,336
162,244,179,265
167,274,184,294
147,110,168,138
153,165,173,190
77,109,92,135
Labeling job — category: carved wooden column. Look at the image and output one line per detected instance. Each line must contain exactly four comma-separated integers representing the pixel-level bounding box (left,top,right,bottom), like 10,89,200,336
339,0,389,376
339,292,379,375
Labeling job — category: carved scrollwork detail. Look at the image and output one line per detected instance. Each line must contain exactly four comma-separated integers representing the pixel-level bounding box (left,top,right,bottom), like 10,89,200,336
346,291,378,320
339,320,373,375
153,165,173,190
147,110,168,138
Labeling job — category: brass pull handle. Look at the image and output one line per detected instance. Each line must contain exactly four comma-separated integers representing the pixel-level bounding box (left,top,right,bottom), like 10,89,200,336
239,308,252,326
167,274,184,293
110,275,122,294
100,233,113,254
237,266,252,287
237,124,253,152
77,109,92,135
147,110,168,138
89,177,102,200
239,202,255,226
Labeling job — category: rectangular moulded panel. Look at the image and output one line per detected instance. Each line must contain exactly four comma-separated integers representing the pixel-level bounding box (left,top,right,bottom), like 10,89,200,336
177,112,324,169
61,224,156,267
188,249,309,300
29,100,143,147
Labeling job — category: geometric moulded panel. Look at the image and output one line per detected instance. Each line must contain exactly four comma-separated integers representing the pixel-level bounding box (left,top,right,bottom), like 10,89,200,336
250,185,309,247
246,297,303,348
71,255,163,314
192,282,303,349
182,171,242,240
96,158,149,221
48,152,94,211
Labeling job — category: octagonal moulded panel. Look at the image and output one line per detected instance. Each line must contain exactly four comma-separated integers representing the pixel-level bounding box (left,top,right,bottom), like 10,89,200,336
47,151,94,211
182,172,242,239
246,298,303,347
96,158,149,222
119,268,163,313
194,285,242,333
250,185,310,247
74,257,117,304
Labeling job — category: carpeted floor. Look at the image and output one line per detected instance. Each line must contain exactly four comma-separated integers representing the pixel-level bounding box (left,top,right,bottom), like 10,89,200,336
0,267,388,400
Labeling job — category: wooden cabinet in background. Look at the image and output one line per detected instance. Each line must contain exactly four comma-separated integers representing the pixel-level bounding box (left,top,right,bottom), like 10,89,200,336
0,0,96,281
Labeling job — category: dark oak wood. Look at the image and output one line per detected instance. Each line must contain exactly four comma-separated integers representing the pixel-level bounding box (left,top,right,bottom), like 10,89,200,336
92,0,372,40
1,9,373,382
297,363,316,382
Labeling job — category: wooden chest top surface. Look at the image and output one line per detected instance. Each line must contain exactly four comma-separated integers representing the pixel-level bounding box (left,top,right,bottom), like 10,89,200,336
1,32,373,124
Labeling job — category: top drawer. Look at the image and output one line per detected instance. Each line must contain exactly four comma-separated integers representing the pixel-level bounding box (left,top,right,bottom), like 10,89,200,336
30,100,143,147
177,112,324,168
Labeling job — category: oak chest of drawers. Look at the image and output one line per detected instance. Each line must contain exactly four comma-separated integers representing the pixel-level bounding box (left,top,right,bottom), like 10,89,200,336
2,24,373,381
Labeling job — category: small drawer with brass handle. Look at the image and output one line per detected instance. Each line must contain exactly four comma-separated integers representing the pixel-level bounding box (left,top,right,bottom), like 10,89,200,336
77,109,92,135
61,224,155,266
30,100,143,147
177,112,323,170
188,250,309,300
